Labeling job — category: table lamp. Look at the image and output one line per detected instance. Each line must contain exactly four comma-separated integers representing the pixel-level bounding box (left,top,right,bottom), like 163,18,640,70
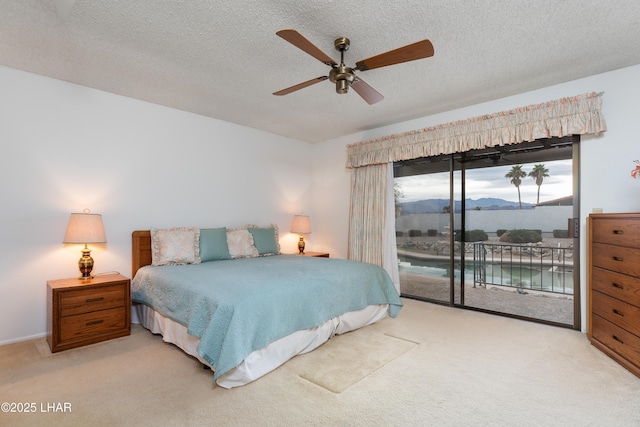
290,214,311,254
63,209,107,279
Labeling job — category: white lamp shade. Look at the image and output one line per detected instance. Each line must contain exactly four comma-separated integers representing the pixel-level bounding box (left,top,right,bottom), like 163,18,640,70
63,213,107,244
290,214,311,234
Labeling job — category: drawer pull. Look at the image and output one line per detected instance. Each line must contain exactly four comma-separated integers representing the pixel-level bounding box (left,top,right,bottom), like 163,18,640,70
612,282,624,290
612,309,624,317
86,297,104,303
86,320,104,326
612,229,624,235
612,335,624,344
612,256,624,262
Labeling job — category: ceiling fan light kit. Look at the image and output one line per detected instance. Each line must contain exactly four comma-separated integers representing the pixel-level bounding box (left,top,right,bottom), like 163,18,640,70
273,29,434,105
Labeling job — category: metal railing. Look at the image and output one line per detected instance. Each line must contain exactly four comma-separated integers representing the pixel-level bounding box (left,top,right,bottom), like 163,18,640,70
473,242,573,295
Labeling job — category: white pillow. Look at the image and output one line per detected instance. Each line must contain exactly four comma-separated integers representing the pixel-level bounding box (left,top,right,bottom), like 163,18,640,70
226,228,259,259
151,227,201,266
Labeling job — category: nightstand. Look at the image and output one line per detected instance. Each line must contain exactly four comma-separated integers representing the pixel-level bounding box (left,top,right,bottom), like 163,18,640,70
47,273,130,353
298,252,329,258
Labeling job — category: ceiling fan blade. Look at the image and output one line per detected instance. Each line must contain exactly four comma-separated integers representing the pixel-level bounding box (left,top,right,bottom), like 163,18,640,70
351,78,384,105
276,29,337,66
273,76,328,96
355,39,434,71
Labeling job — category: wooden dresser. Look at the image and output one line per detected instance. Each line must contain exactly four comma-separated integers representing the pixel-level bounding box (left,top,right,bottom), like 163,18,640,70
47,273,131,353
588,213,640,377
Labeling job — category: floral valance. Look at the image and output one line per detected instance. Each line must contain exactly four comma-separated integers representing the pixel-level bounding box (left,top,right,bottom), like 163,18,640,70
346,92,606,168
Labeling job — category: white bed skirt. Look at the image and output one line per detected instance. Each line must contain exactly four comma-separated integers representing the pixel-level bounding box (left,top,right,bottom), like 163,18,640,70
134,303,389,388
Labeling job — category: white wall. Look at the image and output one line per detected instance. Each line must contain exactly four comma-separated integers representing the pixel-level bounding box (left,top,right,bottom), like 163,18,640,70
311,64,640,332
0,66,313,344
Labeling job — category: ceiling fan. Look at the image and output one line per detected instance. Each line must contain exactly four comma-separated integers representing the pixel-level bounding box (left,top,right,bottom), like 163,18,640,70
273,29,434,105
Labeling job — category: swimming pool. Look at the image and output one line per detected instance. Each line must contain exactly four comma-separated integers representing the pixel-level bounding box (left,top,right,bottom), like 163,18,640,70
398,256,573,295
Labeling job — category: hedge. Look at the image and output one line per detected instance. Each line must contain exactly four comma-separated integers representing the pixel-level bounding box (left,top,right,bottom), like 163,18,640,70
454,229,488,242
500,229,542,243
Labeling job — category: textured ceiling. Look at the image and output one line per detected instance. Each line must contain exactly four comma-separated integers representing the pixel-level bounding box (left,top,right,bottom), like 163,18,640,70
2,1,640,143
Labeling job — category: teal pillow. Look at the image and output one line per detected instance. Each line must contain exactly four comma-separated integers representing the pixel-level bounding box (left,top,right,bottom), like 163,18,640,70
199,227,231,262
248,227,279,256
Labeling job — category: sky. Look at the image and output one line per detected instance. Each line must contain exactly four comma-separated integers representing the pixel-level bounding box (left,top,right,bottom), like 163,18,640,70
395,159,573,204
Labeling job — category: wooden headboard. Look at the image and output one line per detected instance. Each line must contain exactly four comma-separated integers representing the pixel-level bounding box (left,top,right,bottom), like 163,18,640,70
132,230,152,278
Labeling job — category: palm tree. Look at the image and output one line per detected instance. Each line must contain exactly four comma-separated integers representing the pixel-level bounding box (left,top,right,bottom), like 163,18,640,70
505,165,527,209
529,164,550,204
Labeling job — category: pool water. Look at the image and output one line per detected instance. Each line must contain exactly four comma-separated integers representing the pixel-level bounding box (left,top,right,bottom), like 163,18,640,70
399,257,573,295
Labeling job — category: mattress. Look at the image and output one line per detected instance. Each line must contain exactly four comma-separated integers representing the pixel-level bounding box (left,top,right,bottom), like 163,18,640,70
135,303,389,388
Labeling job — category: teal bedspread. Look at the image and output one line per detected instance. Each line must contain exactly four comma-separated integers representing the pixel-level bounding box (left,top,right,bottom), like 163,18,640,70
131,255,402,381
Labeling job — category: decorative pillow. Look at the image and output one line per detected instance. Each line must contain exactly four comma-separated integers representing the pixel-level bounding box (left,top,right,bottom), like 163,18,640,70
151,227,201,266
199,227,231,262
226,228,259,259
247,224,281,256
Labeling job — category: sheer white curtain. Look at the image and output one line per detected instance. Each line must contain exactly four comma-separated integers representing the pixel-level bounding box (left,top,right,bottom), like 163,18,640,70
383,163,400,293
347,162,400,293
347,163,386,267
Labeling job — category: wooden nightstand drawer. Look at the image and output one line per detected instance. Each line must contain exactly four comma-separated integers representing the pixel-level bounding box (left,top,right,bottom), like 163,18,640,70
61,285,126,316
60,307,127,342
47,274,131,353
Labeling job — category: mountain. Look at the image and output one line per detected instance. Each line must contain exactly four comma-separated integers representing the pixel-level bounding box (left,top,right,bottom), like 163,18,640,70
398,198,534,214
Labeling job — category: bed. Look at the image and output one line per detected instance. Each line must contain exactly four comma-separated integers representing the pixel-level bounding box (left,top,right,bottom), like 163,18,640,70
130,229,402,388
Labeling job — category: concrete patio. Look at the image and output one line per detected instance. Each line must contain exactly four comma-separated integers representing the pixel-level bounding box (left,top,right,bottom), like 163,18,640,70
399,271,574,325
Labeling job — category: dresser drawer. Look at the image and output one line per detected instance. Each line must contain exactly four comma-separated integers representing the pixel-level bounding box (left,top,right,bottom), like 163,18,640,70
591,217,640,247
592,290,640,337
592,315,640,368
592,266,640,305
60,284,126,316
591,243,640,277
59,307,127,342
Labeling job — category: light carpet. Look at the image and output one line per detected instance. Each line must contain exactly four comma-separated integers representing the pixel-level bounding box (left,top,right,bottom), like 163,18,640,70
1,298,640,426
290,329,417,393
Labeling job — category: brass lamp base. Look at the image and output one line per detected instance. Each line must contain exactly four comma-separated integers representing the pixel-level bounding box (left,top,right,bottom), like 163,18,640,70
298,236,305,254
78,245,94,279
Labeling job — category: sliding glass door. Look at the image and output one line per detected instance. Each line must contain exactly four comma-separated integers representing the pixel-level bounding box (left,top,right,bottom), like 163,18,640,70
394,136,580,328
396,167,453,304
